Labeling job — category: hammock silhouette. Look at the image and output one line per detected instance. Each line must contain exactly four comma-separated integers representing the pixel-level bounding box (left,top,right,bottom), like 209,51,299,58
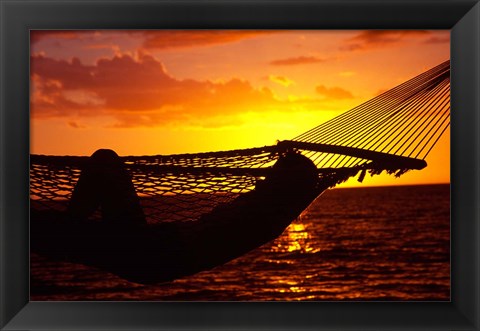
30,60,450,284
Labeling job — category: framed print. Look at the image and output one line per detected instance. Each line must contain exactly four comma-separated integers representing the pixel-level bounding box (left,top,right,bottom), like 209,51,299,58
28,29,452,301
1,0,479,330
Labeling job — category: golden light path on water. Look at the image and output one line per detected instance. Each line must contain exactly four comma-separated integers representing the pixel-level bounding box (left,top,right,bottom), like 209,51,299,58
255,185,450,301
267,221,320,298
31,185,450,301
263,216,362,300
264,217,391,300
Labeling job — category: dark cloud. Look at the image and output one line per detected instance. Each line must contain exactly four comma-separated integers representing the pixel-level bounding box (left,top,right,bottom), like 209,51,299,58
316,85,354,100
67,121,86,129
269,56,325,66
31,30,273,51
31,53,281,127
268,75,295,87
424,36,450,44
31,31,97,44
342,30,430,51
141,30,273,50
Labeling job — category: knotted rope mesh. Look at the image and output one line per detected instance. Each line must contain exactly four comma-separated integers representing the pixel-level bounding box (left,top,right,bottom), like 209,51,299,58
30,61,450,224
31,147,279,223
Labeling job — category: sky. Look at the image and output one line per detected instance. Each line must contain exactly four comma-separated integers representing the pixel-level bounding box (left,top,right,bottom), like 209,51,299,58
30,30,450,187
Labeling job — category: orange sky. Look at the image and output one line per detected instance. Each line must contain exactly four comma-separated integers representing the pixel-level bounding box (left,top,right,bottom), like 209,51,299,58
30,30,450,187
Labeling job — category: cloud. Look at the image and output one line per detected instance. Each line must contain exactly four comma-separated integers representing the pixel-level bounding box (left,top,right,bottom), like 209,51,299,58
424,36,450,44
68,121,86,129
31,53,283,128
339,71,356,77
31,31,98,44
269,56,325,66
342,30,430,51
31,30,273,52
141,30,272,50
268,75,295,87
316,85,354,100
63,90,105,106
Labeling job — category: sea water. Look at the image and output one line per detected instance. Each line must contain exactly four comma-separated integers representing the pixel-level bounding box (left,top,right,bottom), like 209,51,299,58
31,184,450,301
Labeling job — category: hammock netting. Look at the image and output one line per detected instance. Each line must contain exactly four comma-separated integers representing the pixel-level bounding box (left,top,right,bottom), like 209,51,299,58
30,60,450,224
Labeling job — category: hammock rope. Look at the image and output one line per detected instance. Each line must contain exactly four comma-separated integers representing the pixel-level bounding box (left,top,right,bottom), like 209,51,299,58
30,60,451,224
293,60,450,165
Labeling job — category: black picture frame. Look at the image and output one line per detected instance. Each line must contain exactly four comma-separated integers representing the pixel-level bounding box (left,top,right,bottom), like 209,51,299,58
1,0,479,330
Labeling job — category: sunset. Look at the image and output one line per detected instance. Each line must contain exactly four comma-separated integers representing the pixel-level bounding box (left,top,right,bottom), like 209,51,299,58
30,30,450,187
30,30,450,301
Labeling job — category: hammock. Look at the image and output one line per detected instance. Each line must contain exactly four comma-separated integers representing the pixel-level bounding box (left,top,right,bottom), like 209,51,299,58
30,60,450,284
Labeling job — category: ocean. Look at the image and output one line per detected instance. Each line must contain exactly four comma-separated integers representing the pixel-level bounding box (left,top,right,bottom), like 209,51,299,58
31,184,450,301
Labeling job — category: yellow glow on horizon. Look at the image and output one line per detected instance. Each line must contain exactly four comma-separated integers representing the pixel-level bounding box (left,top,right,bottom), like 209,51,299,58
30,30,450,186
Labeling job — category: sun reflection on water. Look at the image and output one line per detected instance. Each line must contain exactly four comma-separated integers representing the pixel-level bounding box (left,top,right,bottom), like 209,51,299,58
31,186,451,301
265,219,325,297
270,221,321,254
